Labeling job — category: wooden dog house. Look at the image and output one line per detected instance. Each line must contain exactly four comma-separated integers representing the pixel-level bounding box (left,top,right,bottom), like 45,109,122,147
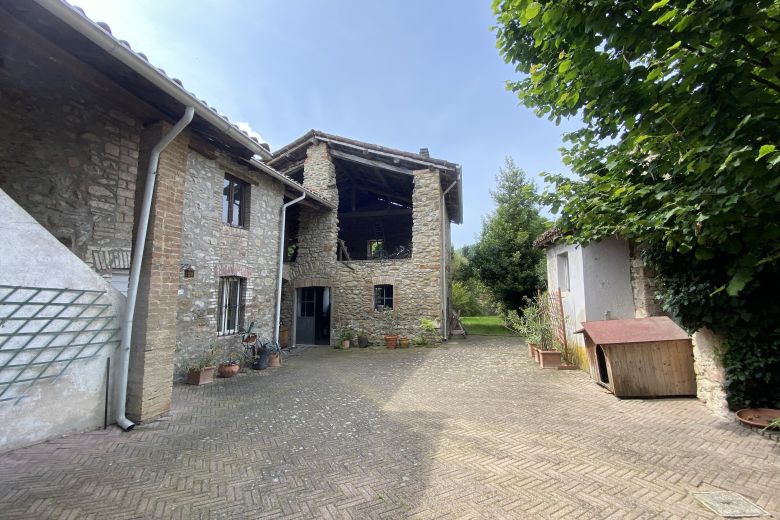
577,317,696,397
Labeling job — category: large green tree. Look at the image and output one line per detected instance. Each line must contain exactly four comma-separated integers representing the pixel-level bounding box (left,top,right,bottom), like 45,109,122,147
470,158,547,312
493,0,780,408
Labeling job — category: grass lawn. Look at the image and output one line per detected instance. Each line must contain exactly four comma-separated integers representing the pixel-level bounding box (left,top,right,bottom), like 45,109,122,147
460,316,518,336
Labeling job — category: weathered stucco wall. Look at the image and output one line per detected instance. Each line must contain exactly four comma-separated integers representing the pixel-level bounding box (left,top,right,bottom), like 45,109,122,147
545,242,587,364
0,12,141,271
582,237,635,321
282,142,446,344
175,149,284,372
0,189,124,453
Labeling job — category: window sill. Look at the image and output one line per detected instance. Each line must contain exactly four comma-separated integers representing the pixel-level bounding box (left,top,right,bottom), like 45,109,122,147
222,223,248,231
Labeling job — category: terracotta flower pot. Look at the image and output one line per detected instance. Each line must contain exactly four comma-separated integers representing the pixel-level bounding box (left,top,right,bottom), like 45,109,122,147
384,335,398,349
528,342,539,358
267,352,281,368
533,347,541,363
341,340,351,349
538,350,562,369
218,363,240,378
398,337,410,348
187,366,214,385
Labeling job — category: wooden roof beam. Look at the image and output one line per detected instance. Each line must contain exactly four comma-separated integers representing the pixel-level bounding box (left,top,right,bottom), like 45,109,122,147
330,149,413,176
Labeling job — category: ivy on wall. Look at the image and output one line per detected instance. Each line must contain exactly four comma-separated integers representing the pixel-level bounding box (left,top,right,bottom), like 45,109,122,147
493,0,780,408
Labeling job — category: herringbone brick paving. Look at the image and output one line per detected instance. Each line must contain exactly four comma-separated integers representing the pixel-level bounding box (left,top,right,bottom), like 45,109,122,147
0,336,777,519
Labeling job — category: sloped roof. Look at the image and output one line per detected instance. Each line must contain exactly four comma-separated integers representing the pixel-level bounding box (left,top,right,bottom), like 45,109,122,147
7,0,272,160
575,317,690,345
533,227,563,249
6,0,334,208
270,130,463,223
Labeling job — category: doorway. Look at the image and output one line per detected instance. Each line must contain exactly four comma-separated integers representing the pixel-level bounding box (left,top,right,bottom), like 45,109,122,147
596,345,610,386
295,286,331,345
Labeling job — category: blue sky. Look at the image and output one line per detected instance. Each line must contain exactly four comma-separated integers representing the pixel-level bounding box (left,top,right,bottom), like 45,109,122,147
74,0,578,247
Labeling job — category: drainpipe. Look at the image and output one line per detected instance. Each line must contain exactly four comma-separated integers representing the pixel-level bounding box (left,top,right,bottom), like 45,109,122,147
440,179,458,341
116,107,195,432
274,192,306,344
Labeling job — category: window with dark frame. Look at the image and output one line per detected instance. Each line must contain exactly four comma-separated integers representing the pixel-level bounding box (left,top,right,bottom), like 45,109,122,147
299,287,315,317
374,284,393,310
218,276,245,335
222,174,247,227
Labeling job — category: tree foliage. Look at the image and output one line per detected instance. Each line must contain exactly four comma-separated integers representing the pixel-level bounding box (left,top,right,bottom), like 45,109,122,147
493,0,780,408
470,158,548,312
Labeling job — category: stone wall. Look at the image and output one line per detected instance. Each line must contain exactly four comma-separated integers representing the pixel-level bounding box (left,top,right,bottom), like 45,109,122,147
628,243,729,416
282,143,446,344
692,328,730,418
175,149,284,372
628,242,664,318
0,12,143,271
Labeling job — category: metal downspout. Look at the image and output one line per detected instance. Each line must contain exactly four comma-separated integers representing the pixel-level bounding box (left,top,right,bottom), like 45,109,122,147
274,193,306,345
441,179,458,341
116,107,195,431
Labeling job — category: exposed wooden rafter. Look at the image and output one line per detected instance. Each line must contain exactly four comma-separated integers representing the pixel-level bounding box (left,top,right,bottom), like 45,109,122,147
278,159,305,177
329,149,413,176
338,209,412,218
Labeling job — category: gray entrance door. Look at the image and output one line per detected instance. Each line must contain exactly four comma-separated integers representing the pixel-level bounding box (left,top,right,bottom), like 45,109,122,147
295,287,330,345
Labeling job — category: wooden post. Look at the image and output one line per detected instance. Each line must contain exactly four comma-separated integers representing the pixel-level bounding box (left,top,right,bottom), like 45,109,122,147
556,287,569,363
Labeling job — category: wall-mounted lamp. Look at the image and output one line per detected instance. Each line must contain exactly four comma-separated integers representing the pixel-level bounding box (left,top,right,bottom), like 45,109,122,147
182,264,195,278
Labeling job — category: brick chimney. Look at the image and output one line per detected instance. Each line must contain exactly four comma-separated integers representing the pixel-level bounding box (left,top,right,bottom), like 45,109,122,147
419,147,429,158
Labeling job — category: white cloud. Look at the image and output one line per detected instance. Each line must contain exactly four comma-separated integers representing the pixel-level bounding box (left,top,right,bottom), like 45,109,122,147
235,121,266,145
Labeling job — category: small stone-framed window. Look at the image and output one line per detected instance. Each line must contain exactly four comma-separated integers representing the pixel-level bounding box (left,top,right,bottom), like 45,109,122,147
218,276,245,335
374,284,393,310
222,174,248,227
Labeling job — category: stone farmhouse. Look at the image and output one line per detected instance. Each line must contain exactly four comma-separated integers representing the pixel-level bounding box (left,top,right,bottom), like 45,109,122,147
0,0,461,452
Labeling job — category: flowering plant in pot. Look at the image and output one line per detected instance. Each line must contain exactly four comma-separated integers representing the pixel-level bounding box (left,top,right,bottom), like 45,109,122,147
380,309,401,348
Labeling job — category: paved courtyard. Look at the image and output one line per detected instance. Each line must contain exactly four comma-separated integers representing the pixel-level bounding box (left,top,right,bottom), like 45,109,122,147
0,336,778,519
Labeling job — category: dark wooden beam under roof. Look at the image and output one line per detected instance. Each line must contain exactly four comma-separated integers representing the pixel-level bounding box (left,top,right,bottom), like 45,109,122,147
329,149,413,176
335,160,412,205
338,209,412,218
278,159,305,177
357,185,412,204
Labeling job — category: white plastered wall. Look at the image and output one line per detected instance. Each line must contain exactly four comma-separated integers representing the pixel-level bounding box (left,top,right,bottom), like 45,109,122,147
546,242,586,351
0,189,124,452
581,236,634,321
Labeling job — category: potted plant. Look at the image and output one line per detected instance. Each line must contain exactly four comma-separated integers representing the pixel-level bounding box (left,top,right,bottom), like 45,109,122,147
380,309,401,348
398,336,410,348
266,340,282,368
218,344,242,378
357,329,370,348
184,348,217,385
505,299,543,358
336,326,354,349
